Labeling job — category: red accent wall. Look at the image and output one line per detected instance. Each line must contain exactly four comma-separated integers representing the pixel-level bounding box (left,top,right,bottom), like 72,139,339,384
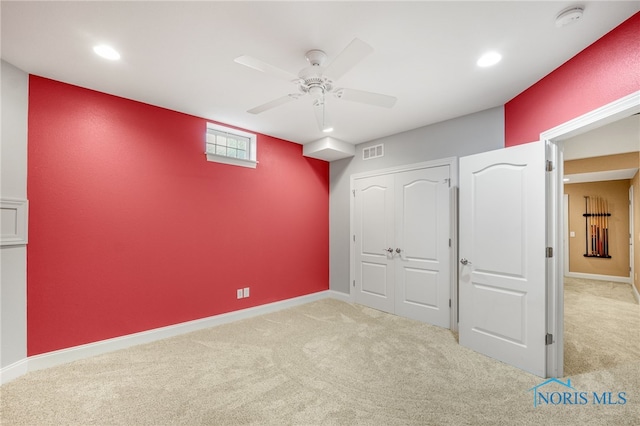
27,76,329,355
505,12,640,146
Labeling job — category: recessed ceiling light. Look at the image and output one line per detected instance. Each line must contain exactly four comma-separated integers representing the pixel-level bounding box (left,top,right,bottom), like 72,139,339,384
93,44,120,61
477,51,502,68
322,127,334,133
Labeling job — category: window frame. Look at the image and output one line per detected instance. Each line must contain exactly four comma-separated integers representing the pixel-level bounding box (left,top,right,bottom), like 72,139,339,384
205,122,257,168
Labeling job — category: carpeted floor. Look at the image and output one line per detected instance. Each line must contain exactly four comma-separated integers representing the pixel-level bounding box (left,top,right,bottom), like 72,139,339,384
563,277,640,376
1,280,638,425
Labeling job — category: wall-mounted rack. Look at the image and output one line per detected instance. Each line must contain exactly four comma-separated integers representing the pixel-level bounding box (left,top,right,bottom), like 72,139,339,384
583,196,611,258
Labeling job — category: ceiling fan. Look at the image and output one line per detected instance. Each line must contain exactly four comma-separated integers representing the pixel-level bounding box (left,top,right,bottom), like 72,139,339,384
234,38,397,132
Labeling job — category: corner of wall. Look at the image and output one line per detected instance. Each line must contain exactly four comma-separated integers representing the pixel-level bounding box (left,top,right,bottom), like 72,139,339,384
0,60,29,374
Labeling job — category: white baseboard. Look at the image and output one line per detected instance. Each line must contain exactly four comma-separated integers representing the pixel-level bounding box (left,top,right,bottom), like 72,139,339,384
4,290,333,385
565,272,631,284
328,289,352,304
632,283,640,304
0,358,28,385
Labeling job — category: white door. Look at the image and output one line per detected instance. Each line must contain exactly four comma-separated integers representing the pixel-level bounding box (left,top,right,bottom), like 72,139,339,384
354,174,395,314
394,167,450,328
459,142,547,377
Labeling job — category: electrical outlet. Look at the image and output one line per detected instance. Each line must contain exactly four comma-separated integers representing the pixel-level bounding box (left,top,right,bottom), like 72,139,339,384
237,289,243,299
243,287,250,298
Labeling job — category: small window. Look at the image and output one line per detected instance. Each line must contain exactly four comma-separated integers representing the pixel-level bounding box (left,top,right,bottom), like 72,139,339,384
206,123,257,168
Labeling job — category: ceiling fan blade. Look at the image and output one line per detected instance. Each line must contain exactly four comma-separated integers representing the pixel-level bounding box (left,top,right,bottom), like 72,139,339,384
323,38,374,80
234,55,300,82
312,98,332,132
248,94,301,114
335,88,397,108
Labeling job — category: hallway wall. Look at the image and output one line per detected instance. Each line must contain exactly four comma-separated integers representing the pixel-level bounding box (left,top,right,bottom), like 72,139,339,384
565,180,631,277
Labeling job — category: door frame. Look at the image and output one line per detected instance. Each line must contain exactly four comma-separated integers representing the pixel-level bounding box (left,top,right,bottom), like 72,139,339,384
630,185,635,286
349,156,459,331
563,194,570,277
541,90,640,378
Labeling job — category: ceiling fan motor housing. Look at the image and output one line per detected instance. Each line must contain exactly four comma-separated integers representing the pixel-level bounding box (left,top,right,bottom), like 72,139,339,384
298,67,333,97
298,49,335,98
305,49,327,66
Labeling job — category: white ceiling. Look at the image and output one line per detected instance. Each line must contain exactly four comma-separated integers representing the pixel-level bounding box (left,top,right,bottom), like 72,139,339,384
2,1,639,152
563,114,640,161
563,113,639,183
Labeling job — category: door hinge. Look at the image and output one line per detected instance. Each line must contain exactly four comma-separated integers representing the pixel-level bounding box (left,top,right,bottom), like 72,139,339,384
444,178,451,187
545,333,553,345
353,234,356,242
353,280,355,287
449,299,451,308
546,247,553,258
352,189,356,197
449,238,451,247
545,160,553,172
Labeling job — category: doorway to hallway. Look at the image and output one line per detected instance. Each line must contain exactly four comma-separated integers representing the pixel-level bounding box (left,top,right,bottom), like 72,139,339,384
544,90,640,378
561,114,639,375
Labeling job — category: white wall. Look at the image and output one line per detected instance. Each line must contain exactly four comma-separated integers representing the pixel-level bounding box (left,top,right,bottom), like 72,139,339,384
1,60,28,371
329,106,505,294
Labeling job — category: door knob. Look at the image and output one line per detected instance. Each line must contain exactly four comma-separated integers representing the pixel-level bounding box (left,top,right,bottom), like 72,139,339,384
384,248,394,253
460,258,472,265
395,248,402,253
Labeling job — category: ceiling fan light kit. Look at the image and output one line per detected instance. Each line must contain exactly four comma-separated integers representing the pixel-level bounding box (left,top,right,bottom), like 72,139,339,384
308,85,325,99
235,38,397,133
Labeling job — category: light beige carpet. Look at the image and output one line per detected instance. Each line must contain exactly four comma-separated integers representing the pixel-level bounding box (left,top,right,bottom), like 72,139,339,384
1,290,639,425
564,277,640,376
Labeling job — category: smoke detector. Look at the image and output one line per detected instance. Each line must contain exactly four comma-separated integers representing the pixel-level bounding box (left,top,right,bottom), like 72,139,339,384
556,7,584,28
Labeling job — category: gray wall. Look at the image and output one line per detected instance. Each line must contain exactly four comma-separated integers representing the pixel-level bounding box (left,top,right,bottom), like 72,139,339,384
1,60,28,369
329,106,505,294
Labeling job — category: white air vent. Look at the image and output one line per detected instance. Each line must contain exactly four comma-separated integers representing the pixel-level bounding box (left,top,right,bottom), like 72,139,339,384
363,144,384,160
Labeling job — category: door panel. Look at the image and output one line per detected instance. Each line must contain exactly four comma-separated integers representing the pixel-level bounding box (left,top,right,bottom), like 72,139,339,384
403,268,438,308
472,165,526,276
361,262,389,297
459,142,546,377
402,180,438,259
354,174,395,314
395,167,450,328
471,283,526,344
